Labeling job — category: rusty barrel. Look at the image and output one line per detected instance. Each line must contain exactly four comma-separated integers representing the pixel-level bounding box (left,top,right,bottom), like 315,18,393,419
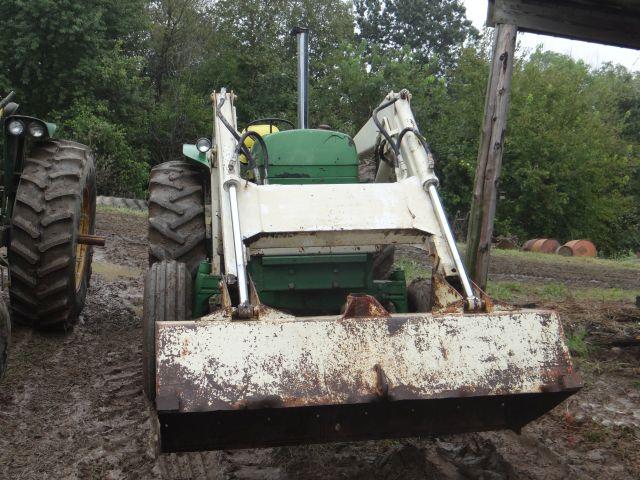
523,238,560,254
557,240,597,257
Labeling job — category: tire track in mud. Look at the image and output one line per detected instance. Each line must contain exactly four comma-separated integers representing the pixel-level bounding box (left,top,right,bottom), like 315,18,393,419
2,210,638,479
93,212,229,480
158,451,222,480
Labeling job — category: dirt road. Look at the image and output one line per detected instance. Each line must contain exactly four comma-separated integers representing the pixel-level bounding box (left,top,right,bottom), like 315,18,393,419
0,210,638,479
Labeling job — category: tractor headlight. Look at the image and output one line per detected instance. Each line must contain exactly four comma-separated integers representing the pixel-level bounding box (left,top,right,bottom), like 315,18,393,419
8,119,25,136
28,122,46,139
196,137,212,153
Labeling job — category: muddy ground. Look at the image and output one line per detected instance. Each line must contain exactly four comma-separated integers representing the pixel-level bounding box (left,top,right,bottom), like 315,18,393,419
0,210,638,479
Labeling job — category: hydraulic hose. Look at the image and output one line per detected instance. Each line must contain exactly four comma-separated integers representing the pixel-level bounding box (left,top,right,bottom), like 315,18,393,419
216,94,270,183
234,130,270,185
372,98,400,167
397,127,429,153
216,95,252,160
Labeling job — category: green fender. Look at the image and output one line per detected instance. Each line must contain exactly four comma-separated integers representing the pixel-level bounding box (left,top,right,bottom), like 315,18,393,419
183,144,209,168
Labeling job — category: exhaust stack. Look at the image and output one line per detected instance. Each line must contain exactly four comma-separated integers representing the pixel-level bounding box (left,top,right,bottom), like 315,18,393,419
291,26,309,129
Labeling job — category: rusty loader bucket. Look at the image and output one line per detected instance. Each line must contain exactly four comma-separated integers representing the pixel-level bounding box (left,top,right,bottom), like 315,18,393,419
152,297,581,452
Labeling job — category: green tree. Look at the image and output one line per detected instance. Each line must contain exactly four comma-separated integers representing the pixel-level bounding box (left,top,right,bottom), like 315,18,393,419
497,50,637,255
195,0,355,123
0,0,148,116
311,42,446,135
62,103,148,197
0,0,152,196
427,46,490,213
354,0,478,70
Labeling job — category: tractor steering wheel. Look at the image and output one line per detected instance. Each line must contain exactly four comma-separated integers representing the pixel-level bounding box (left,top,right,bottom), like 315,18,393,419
245,118,295,132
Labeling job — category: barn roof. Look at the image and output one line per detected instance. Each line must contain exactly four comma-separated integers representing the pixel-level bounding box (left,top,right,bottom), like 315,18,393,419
488,0,640,50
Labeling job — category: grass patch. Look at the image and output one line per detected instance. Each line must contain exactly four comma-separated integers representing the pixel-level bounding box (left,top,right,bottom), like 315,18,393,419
540,282,568,300
486,280,570,303
396,255,639,304
487,280,640,303
97,205,146,217
492,247,640,271
571,287,640,302
486,281,527,302
458,243,640,272
567,327,589,357
394,259,431,283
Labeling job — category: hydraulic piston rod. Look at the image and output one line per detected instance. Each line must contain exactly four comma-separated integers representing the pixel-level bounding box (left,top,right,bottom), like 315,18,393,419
227,183,249,305
427,183,479,310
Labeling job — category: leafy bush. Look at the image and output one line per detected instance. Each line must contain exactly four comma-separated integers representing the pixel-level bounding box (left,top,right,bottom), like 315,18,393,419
60,103,148,198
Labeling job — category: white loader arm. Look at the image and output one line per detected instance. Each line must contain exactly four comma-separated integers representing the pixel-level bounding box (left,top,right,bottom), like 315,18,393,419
354,90,437,187
354,90,480,310
211,89,481,312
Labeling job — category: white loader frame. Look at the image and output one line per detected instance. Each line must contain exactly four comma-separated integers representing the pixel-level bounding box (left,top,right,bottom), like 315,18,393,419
209,88,479,312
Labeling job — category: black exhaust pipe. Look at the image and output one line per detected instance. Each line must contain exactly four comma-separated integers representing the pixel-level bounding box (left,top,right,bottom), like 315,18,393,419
290,26,309,129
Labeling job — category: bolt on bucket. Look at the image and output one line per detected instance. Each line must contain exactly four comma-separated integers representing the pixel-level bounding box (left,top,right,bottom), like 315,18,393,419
152,299,581,452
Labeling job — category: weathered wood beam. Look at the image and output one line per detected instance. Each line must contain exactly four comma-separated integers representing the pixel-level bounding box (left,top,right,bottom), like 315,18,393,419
466,23,517,290
488,0,640,50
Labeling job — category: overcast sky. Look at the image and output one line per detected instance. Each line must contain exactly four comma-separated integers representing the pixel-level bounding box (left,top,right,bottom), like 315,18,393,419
463,0,640,72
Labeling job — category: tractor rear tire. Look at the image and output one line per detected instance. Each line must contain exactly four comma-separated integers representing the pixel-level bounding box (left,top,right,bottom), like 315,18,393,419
148,161,207,277
143,260,192,402
0,299,10,379
8,140,96,330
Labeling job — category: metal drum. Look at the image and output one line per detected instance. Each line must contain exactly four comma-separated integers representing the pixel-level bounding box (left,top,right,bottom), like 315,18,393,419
557,240,597,257
523,238,560,254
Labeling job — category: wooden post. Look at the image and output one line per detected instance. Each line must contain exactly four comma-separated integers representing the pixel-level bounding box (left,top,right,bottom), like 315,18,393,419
465,23,517,290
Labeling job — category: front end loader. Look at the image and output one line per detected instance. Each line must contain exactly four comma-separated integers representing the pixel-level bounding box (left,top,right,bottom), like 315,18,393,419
143,29,581,452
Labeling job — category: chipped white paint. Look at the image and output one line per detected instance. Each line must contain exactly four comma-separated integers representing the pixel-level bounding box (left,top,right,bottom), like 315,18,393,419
156,310,574,412
234,176,455,275
237,176,439,236
212,90,243,278
249,245,381,256
353,90,437,187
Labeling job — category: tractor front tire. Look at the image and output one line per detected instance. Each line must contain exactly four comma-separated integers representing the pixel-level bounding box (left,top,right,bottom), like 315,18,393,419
148,161,207,277
143,260,192,402
8,140,96,330
407,277,433,312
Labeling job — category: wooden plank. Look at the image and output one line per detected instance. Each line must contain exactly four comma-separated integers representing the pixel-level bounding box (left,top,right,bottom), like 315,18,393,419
466,24,518,290
488,0,640,50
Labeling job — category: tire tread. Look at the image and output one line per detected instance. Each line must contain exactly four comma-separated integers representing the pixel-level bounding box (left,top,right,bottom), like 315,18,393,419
148,161,206,276
8,139,96,329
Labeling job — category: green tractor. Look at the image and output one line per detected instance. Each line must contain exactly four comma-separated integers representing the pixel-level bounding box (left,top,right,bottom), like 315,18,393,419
0,91,98,378
143,30,580,452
